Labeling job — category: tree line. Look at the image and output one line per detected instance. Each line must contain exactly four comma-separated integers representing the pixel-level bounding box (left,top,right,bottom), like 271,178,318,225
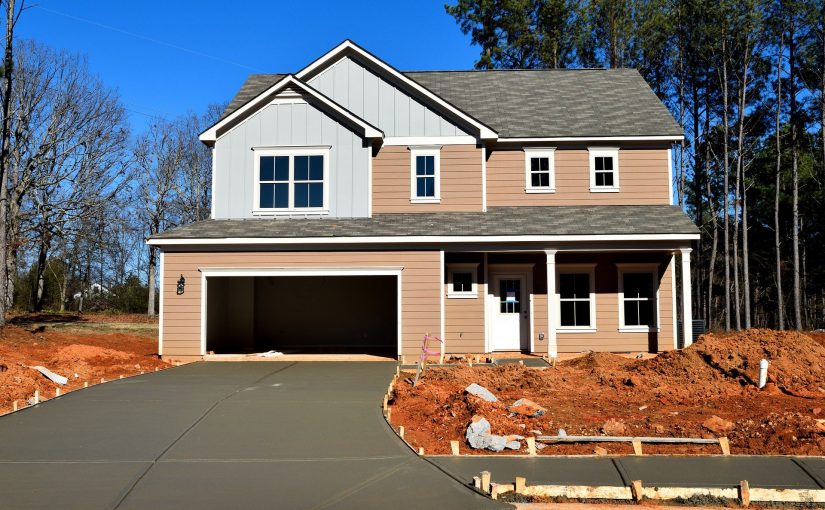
446,0,824,331
0,0,218,324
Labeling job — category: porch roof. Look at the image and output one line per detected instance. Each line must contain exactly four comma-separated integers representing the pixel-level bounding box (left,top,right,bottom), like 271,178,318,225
151,205,697,241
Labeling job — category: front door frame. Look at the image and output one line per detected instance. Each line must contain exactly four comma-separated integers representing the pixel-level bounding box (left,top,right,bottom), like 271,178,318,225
486,264,534,352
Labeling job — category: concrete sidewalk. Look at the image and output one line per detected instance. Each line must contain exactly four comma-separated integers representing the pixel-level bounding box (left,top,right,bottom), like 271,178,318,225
0,362,505,510
430,455,825,490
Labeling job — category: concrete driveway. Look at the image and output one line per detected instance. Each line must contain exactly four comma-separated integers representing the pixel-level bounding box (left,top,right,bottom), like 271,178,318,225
0,362,505,510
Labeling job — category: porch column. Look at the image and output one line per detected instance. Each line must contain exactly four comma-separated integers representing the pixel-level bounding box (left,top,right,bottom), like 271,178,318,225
545,250,558,358
680,248,694,347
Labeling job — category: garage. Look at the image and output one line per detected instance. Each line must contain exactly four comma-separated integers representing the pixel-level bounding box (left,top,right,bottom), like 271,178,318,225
203,270,399,356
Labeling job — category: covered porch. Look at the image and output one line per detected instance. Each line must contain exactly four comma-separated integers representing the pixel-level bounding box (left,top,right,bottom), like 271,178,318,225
441,246,694,357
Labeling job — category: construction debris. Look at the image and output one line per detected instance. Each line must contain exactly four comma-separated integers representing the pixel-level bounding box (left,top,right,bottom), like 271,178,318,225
509,398,546,417
466,415,522,451
27,365,68,385
465,383,497,402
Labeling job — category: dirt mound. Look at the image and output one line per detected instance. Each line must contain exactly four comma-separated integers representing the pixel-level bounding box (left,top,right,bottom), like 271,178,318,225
51,344,133,365
695,329,825,394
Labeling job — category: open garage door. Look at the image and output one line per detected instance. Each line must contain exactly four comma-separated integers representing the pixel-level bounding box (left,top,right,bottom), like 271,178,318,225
205,273,398,356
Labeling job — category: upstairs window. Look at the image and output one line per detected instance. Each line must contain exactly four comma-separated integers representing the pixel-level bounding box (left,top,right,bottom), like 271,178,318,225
524,148,556,193
254,148,329,214
588,147,620,192
410,147,441,203
618,265,659,332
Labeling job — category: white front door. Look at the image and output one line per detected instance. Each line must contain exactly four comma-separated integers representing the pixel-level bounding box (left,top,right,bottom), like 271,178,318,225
490,273,529,351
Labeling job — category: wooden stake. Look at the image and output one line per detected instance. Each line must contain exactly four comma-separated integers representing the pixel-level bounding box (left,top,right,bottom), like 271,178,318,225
473,476,481,490
527,437,537,456
515,477,526,494
490,483,499,500
468,360,473,367
55,388,60,397
140,371,144,375
418,447,424,456
630,480,643,502
518,359,524,366
719,437,731,455
450,440,460,456
739,480,750,508
632,439,643,455
155,367,159,372
119,375,124,379
552,357,557,368
12,400,17,412
400,355,406,365
395,365,400,377
84,381,88,388
382,394,388,412
398,426,405,439
480,471,491,494
386,407,392,423
34,390,39,404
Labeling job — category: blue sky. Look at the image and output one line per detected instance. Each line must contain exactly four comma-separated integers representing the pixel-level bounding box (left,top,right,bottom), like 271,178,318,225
17,0,478,133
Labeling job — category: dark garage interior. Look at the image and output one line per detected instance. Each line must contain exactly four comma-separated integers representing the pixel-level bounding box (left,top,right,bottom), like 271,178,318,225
206,275,397,355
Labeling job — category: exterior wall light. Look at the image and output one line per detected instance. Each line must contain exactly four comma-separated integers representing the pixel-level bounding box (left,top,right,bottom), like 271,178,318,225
176,275,186,295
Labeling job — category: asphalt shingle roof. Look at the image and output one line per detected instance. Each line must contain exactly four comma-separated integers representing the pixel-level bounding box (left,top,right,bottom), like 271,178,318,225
219,69,681,138
152,206,697,240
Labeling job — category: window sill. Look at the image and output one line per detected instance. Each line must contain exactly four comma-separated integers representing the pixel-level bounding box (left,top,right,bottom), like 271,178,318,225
589,187,620,193
525,187,556,194
618,326,659,333
252,209,330,216
557,327,597,334
410,197,441,204
447,292,477,299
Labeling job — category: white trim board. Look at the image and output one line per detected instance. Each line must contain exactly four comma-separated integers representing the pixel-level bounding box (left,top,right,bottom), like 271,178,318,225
198,267,404,356
200,74,384,143
158,250,164,356
295,40,498,140
149,233,700,246
498,135,684,143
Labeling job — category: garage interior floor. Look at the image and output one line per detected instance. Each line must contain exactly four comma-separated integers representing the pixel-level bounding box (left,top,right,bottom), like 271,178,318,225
0,362,505,510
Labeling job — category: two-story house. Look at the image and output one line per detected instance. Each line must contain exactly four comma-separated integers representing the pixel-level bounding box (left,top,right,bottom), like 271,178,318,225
148,40,699,362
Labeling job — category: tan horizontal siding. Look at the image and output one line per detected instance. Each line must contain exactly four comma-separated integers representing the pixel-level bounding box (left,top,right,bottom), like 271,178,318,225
372,145,483,212
487,148,670,206
161,251,440,358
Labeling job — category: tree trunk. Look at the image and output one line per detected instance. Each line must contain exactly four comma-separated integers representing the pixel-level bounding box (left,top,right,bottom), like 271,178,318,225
789,22,802,330
738,38,752,329
722,39,732,331
33,232,50,312
775,33,785,330
0,0,16,326
147,245,156,317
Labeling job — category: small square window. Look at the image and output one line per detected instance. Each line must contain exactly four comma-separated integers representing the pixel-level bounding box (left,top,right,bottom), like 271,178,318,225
447,264,478,298
525,149,555,192
589,148,619,192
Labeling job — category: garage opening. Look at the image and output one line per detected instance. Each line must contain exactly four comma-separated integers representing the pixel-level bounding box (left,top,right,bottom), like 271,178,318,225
205,275,398,356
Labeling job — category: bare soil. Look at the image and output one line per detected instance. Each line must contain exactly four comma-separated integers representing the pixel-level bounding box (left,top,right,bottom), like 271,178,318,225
0,313,168,411
391,329,825,456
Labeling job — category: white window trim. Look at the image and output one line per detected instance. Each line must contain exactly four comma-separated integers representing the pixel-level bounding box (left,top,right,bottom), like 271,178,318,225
447,263,479,299
252,146,331,215
617,263,661,333
523,147,556,193
588,147,620,193
556,264,597,333
409,146,441,204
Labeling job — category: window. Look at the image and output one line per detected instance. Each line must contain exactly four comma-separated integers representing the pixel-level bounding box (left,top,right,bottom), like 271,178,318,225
588,147,620,192
254,148,329,213
557,265,596,331
447,263,478,298
410,147,440,203
524,148,556,193
618,264,659,332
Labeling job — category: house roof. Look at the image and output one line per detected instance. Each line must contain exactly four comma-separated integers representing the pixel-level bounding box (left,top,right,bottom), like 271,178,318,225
150,205,698,242
218,68,681,140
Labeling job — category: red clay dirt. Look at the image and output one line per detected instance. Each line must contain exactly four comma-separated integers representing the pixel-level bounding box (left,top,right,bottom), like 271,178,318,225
0,313,168,411
391,329,825,456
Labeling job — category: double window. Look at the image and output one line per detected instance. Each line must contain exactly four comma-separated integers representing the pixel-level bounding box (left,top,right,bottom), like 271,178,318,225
254,148,329,213
618,265,659,331
588,147,620,192
557,267,596,331
410,147,441,203
524,148,556,193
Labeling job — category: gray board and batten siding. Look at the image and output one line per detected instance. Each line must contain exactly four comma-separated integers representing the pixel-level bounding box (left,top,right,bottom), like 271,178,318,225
306,56,471,138
213,100,371,219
